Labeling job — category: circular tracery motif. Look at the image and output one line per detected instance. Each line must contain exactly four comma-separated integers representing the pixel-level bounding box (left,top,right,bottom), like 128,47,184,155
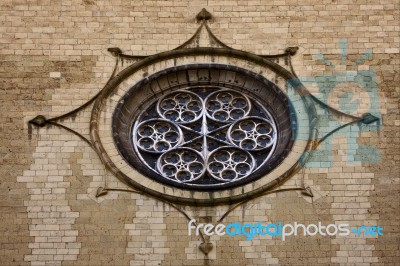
228,117,276,151
208,147,255,181
158,148,205,182
135,119,183,153
205,91,251,122
157,91,203,123
132,88,278,186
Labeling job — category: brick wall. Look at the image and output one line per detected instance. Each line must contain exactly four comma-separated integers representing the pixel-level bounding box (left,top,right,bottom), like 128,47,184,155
0,0,398,265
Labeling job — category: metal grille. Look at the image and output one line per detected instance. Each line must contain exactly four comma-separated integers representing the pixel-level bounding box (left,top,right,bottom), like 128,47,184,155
132,88,277,185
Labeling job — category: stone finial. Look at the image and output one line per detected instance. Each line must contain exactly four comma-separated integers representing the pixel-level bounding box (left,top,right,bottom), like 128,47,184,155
196,8,212,22
199,241,213,255
301,187,313,197
29,115,47,127
107,47,123,57
360,113,379,124
285,47,299,56
96,187,108,197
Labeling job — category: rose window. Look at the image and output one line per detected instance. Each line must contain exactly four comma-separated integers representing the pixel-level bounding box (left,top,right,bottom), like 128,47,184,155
131,88,278,188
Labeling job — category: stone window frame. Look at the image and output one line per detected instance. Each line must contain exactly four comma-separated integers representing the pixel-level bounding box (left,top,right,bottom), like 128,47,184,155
112,64,296,191
90,51,315,205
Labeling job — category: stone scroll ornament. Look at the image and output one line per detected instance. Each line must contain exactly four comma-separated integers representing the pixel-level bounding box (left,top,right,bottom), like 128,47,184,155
29,9,380,255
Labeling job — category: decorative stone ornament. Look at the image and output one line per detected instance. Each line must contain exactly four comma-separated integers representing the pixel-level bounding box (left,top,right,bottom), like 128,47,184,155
196,8,212,22
29,9,379,207
112,64,293,191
